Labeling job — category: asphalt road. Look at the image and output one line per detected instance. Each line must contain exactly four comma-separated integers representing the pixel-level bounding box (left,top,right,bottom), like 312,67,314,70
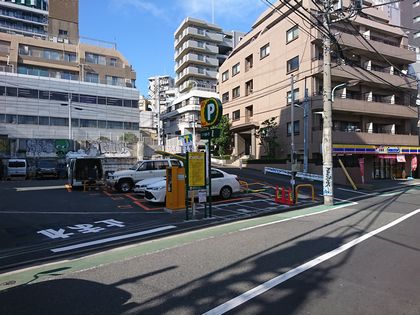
0,172,322,270
0,183,419,314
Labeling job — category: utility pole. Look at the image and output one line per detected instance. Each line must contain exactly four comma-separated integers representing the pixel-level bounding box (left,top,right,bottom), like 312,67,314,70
290,74,296,202
155,77,161,149
322,0,334,205
303,83,309,174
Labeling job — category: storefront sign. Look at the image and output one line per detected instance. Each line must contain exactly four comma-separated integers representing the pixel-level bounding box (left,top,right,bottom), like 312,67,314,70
375,146,400,154
397,155,406,163
411,156,418,172
358,158,365,184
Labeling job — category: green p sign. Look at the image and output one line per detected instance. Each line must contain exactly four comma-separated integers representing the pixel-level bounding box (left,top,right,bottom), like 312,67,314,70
200,97,222,127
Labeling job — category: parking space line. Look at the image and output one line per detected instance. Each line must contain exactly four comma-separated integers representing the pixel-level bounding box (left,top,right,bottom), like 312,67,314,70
15,185,66,192
132,200,164,211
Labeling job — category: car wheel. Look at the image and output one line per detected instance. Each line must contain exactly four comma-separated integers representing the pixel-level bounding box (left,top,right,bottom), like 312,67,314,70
220,186,232,199
118,180,133,193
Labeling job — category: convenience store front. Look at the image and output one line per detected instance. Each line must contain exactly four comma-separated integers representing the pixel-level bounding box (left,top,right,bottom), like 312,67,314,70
333,144,420,181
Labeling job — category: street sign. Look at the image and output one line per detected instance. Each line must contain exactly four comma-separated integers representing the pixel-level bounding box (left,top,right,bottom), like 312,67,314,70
200,128,221,139
200,98,223,127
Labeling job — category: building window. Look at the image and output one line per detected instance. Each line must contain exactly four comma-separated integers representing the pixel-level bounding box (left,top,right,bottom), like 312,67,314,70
222,70,229,82
109,58,117,67
197,54,204,61
245,105,253,119
232,110,240,121
105,75,124,86
286,25,299,43
245,54,253,72
245,80,253,96
58,29,68,36
197,41,204,48
232,62,240,76
222,92,229,103
232,86,240,99
287,120,300,136
85,52,106,65
287,88,299,104
197,28,205,35
260,43,270,59
85,72,99,83
287,56,299,73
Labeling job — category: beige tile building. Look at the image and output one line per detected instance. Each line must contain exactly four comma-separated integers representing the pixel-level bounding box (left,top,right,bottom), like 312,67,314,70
0,0,139,157
219,0,420,182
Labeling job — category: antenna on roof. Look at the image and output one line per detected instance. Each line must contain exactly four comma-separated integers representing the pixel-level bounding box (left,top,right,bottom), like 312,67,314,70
212,0,215,24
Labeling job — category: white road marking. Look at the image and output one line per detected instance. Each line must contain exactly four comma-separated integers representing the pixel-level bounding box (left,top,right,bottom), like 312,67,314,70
337,188,371,195
0,211,166,215
15,185,66,192
204,208,420,315
380,192,402,197
240,202,358,232
50,225,177,253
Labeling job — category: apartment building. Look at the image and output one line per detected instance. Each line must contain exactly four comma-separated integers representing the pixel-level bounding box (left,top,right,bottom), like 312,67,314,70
161,17,243,151
0,0,139,158
219,0,420,182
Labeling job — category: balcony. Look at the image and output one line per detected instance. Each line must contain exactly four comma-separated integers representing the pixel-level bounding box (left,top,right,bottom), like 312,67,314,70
311,28,416,64
175,67,218,85
312,130,419,147
311,96,418,119
175,27,223,48
175,54,218,73
175,40,218,60
312,61,417,90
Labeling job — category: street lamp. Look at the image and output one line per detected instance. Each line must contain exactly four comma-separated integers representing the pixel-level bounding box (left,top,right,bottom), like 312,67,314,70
61,94,82,151
332,79,361,102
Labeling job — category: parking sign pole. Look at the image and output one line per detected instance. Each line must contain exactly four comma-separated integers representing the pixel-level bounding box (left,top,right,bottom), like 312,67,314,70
208,128,212,218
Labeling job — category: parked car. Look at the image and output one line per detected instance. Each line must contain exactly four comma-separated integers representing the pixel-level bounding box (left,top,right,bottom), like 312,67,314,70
36,160,58,179
6,159,27,180
134,176,165,195
106,159,182,193
144,168,240,203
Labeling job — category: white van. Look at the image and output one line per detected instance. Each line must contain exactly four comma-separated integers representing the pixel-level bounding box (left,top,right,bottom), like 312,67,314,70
7,159,27,180
67,157,103,188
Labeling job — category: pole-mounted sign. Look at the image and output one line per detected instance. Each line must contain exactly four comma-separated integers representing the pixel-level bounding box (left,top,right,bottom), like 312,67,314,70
200,97,222,127
199,97,223,218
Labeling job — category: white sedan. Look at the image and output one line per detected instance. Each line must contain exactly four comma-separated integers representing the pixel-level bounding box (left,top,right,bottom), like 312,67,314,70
144,169,241,203
133,176,165,195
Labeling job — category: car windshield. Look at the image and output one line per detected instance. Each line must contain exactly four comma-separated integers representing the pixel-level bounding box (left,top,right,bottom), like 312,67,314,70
129,162,142,170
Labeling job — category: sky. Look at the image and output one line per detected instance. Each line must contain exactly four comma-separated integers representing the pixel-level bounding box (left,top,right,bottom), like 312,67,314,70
79,0,268,96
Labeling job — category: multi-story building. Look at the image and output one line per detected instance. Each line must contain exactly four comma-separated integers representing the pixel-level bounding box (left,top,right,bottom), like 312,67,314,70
162,17,243,152
0,0,139,158
219,0,420,182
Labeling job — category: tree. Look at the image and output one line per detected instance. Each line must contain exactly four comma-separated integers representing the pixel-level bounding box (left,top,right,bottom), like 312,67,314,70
119,132,138,144
211,115,231,156
97,136,110,142
255,117,278,159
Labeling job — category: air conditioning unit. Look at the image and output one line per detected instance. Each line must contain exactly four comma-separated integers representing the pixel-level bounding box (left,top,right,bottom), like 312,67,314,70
63,38,69,44
57,37,64,43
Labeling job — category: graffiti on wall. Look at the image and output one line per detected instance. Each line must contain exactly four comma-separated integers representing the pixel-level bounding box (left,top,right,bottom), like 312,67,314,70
85,140,132,157
26,139,71,157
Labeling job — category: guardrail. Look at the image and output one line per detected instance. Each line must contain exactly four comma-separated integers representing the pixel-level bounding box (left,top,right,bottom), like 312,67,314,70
264,167,323,182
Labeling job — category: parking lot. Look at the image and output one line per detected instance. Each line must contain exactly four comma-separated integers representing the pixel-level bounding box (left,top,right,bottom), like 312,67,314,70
0,173,322,271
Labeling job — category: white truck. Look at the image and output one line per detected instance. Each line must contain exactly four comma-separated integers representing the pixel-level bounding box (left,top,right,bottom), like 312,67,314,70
106,159,182,193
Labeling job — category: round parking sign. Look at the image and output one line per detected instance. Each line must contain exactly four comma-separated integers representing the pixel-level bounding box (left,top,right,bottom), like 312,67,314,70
200,98,223,127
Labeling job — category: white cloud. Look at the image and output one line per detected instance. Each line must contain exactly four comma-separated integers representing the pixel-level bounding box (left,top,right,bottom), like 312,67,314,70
110,0,169,21
176,0,266,24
